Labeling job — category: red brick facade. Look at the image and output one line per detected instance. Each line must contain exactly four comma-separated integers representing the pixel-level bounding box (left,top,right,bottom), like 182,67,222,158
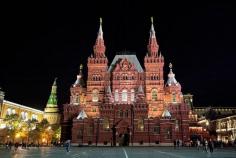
61,18,191,146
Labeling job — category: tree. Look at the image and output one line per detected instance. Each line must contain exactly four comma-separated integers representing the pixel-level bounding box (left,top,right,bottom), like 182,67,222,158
4,114,22,142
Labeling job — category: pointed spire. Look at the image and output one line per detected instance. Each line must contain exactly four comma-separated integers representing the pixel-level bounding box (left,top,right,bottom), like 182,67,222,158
166,63,179,86
147,17,159,57
162,108,171,118
46,78,58,107
73,64,85,87
93,17,106,58
106,86,112,95
138,85,144,93
98,17,103,39
77,109,88,120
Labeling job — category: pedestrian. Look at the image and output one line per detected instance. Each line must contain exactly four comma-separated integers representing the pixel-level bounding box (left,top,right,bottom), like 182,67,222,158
14,142,19,152
174,139,176,149
204,140,208,152
65,140,71,152
209,139,214,153
197,139,200,150
177,139,180,148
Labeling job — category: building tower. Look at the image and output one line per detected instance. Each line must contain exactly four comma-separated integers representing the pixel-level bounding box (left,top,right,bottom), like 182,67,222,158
86,17,108,117
164,63,182,103
70,64,86,105
144,17,165,117
44,78,61,124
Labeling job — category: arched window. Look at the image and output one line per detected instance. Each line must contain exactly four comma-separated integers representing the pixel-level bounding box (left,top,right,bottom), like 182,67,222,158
120,111,123,118
138,118,144,131
115,89,119,102
172,93,176,102
32,114,38,120
21,112,28,120
116,74,120,80
92,89,99,102
131,89,135,102
122,89,128,101
103,117,110,130
154,124,160,134
125,110,129,118
7,108,11,115
151,89,158,101
12,109,16,114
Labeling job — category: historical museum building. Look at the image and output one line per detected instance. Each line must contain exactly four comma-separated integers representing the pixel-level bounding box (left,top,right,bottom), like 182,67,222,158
62,18,192,146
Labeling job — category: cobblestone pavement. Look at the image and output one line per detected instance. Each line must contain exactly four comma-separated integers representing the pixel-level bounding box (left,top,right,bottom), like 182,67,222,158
0,147,236,158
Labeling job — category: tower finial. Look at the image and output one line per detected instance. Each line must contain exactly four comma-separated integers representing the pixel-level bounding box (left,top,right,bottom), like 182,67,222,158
100,17,102,25
80,64,83,70
93,17,106,57
169,63,173,69
147,16,159,57
151,16,153,24
53,77,57,86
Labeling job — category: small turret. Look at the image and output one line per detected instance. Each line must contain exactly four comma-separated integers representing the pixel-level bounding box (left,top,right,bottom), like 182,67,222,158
73,64,85,87
166,63,179,87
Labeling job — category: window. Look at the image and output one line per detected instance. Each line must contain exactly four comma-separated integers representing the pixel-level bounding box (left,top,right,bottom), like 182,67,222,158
131,89,135,102
21,112,28,120
115,89,119,102
138,118,144,131
103,117,110,130
154,124,160,134
120,111,123,118
151,89,158,101
12,109,16,114
32,114,38,120
172,93,176,102
7,108,11,115
165,128,172,139
122,89,128,102
92,89,99,102
175,120,179,131
125,110,129,118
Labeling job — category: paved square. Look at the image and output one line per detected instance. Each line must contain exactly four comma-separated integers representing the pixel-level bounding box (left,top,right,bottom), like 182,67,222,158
0,147,236,158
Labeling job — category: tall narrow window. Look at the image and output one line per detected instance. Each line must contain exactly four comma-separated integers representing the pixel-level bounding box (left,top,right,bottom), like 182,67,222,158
102,118,109,130
92,89,99,102
122,89,128,101
131,89,135,102
151,89,158,101
172,93,176,102
138,118,144,131
115,89,119,102
154,124,160,134
7,108,11,115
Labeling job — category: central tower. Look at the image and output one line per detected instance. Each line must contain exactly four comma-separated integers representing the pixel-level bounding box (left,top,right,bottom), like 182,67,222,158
144,17,165,117
87,18,108,117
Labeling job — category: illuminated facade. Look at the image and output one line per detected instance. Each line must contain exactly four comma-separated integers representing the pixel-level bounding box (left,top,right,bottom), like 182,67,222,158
213,115,236,143
62,18,192,146
0,80,61,143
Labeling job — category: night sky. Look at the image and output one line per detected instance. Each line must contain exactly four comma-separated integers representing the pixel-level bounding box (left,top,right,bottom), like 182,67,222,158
1,1,236,110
